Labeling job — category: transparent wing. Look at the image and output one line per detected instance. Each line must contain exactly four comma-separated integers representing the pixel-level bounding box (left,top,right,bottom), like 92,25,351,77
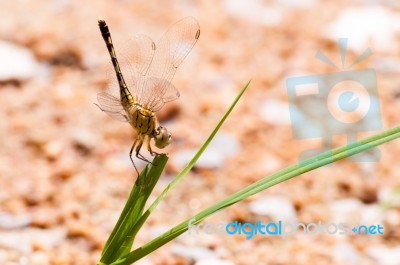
97,92,130,122
139,16,200,110
98,35,155,120
141,77,180,112
119,34,156,97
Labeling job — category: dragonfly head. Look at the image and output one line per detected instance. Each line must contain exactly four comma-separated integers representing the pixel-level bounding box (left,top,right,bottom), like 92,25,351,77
153,126,172,149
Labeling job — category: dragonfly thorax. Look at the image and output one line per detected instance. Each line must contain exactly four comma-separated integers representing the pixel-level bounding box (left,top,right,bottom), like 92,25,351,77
129,106,171,149
129,106,156,136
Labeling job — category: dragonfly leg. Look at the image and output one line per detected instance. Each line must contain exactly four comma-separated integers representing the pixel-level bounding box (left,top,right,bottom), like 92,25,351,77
147,136,160,156
129,138,139,175
146,136,160,166
135,138,153,164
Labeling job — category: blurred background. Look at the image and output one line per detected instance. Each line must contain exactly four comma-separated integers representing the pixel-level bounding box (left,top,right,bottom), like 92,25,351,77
1,0,399,264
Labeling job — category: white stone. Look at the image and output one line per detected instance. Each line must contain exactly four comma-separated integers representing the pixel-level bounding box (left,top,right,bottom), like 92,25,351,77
0,228,66,253
71,128,97,149
379,186,400,207
0,212,31,229
31,251,50,265
333,243,360,264
325,6,400,53
171,244,216,261
223,0,283,26
329,198,362,223
367,246,400,265
0,41,38,81
149,225,170,238
260,99,291,125
275,0,316,8
196,258,234,265
360,203,383,224
249,196,297,222
373,57,400,74
173,132,240,169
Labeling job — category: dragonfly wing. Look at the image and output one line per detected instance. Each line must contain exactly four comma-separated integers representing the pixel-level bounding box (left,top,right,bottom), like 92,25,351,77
100,34,155,119
119,34,156,97
140,17,200,110
141,77,180,112
97,92,130,122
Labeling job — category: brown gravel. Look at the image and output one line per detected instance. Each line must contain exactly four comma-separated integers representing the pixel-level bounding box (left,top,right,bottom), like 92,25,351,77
0,0,399,265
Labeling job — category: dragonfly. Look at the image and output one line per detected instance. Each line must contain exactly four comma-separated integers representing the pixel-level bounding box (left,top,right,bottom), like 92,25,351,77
96,17,200,174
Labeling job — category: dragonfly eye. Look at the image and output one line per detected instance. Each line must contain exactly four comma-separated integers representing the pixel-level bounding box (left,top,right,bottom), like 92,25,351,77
154,126,172,149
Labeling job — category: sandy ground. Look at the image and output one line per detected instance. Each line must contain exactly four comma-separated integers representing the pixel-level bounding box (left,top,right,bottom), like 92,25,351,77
0,0,400,264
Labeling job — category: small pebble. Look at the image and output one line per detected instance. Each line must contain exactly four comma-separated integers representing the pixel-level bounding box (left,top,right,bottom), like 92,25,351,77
44,140,64,161
248,196,297,222
326,6,400,53
379,186,400,208
31,251,50,265
367,246,400,265
260,99,291,125
171,245,217,261
173,132,240,169
330,198,362,223
196,258,234,265
223,0,283,26
275,0,315,8
0,41,38,81
333,243,360,264
0,212,31,229
0,228,66,253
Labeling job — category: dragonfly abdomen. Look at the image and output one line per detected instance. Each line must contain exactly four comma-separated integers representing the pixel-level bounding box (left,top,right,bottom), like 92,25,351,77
98,19,133,105
130,107,156,135
120,87,134,108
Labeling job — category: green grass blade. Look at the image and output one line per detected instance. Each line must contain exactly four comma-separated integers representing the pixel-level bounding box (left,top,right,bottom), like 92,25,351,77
126,80,251,243
100,154,168,264
111,125,399,265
